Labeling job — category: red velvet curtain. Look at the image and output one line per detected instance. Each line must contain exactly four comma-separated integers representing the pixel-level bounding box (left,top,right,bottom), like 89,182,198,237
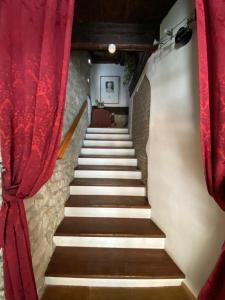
196,1,225,299
0,0,74,299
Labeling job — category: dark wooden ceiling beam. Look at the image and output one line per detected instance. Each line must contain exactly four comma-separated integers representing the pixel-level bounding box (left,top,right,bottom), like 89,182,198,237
72,22,157,52
71,42,156,52
74,0,177,24
89,51,127,65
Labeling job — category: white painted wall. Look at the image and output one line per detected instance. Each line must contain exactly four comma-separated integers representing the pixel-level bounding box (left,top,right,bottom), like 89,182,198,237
90,64,129,107
131,0,225,297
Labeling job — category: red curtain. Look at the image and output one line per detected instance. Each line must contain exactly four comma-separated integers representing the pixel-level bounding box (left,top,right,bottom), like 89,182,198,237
0,0,74,299
196,0,225,299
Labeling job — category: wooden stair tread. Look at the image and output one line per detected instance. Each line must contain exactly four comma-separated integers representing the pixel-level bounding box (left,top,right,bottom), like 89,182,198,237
42,286,194,300
55,217,163,237
66,195,150,208
75,165,140,171
79,155,135,158
70,178,145,187
45,247,185,279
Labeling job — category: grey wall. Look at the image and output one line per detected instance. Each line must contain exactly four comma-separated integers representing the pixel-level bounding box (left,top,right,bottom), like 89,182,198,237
90,64,129,107
90,63,129,128
132,76,151,186
0,50,90,299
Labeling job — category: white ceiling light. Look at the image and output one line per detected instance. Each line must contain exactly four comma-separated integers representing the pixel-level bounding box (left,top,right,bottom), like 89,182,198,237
88,58,91,64
108,44,116,54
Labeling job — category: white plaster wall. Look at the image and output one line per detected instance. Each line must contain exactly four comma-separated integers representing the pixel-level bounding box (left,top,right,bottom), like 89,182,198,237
132,0,225,296
90,64,129,107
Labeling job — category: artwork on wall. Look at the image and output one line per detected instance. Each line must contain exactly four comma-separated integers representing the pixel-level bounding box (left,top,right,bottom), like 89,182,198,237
100,76,120,104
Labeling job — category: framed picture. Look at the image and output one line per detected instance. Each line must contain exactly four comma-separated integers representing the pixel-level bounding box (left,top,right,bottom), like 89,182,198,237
100,76,120,104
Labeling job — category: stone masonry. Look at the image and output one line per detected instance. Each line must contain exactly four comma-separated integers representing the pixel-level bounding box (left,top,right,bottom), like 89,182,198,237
132,75,151,187
0,51,90,299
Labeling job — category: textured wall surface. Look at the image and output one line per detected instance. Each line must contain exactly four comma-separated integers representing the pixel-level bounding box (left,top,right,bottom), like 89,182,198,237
132,76,150,186
0,50,90,299
114,115,128,128
138,0,225,296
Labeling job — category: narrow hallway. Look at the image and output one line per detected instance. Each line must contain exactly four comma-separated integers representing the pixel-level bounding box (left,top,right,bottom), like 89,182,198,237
43,127,187,299
1,1,224,299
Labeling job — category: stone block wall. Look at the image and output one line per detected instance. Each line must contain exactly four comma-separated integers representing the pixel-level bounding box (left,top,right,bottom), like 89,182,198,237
0,50,90,299
132,76,151,186
115,115,128,128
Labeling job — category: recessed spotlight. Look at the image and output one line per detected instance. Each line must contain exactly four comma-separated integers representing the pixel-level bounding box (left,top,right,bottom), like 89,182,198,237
88,58,91,64
108,44,116,54
87,78,90,83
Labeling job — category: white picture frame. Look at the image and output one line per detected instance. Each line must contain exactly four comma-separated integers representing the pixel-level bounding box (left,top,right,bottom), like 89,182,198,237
100,76,120,104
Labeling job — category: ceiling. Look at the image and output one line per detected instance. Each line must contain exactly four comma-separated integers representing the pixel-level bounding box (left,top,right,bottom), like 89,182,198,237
90,51,126,65
74,0,176,24
89,50,141,66
72,0,177,54
72,0,177,93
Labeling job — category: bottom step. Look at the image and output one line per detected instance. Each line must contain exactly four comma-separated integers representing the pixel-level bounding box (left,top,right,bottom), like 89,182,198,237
42,286,194,300
45,247,184,287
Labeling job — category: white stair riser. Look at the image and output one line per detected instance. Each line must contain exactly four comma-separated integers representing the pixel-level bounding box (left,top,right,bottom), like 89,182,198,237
81,148,135,156
45,277,184,288
87,128,129,134
70,186,146,196
53,236,164,249
83,140,133,147
74,170,142,179
86,134,130,140
64,207,150,218
78,158,138,166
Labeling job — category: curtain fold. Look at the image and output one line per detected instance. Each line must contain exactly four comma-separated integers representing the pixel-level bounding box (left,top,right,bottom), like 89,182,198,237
0,0,74,299
195,0,225,299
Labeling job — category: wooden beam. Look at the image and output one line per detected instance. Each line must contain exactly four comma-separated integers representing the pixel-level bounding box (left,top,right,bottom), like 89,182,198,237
72,22,157,51
71,42,156,52
89,51,127,65
129,49,157,96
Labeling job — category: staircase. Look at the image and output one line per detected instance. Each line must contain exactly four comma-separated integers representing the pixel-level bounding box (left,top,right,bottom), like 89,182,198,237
44,127,184,295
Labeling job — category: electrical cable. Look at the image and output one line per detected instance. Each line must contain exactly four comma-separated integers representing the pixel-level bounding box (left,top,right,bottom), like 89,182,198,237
155,11,196,48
